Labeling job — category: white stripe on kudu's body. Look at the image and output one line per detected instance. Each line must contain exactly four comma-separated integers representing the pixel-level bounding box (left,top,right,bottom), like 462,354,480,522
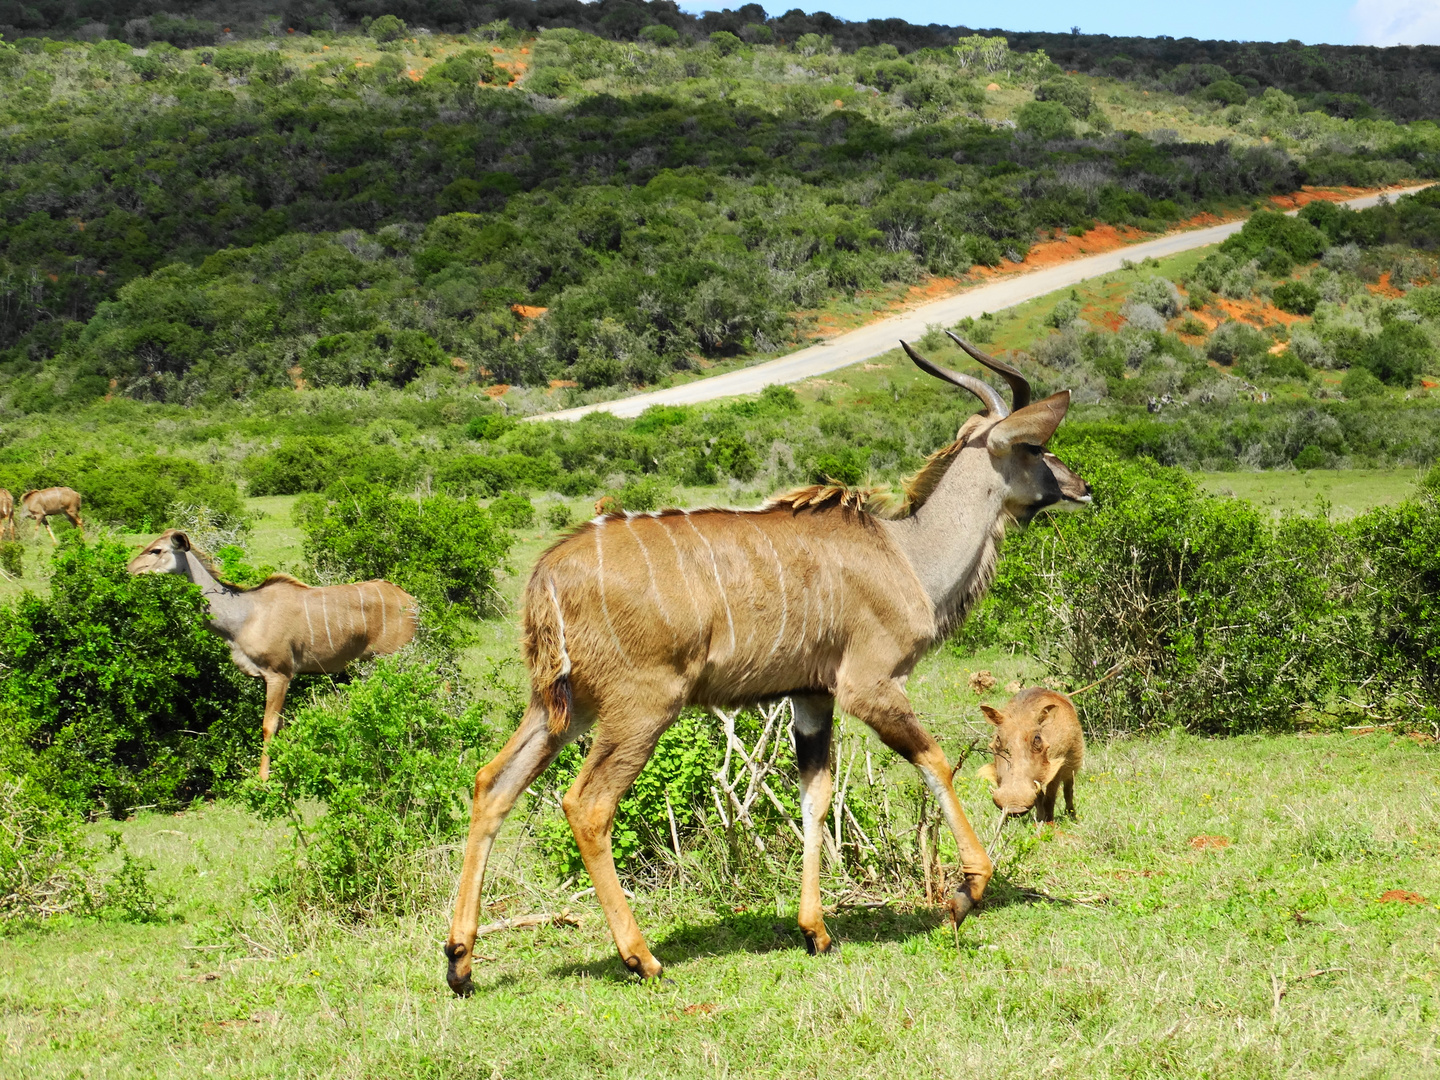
444,337,1093,997
128,532,417,780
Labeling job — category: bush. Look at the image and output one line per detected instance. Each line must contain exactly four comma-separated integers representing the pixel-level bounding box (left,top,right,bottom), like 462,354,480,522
639,24,679,47
369,14,406,42
546,502,574,530
0,541,21,577
1016,100,1075,141
241,660,487,914
1128,277,1183,319
1341,366,1386,398
618,475,674,512
1203,79,1247,106
1273,280,1321,315
961,450,1349,735
709,31,742,55
1034,76,1093,120
1046,295,1082,328
301,488,511,632
79,455,242,531
1353,489,1440,710
538,709,719,877
0,540,260,816
1206,321,1270,366
489,491,535,528
0,773,171,926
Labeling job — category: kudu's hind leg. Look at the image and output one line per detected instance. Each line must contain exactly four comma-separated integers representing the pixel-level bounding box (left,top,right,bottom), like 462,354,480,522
562,703,678,979
258,672,291,781
446,698,585,996
839,675,993,923
792,694,837,955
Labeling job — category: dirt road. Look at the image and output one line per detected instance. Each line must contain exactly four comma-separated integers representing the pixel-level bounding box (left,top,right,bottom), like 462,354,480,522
533,185,1430,422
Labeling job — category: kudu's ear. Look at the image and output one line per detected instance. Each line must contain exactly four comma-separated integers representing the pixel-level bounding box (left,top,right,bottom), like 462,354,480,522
987,391,1071,456
979,704,1005,726
169,531,191,552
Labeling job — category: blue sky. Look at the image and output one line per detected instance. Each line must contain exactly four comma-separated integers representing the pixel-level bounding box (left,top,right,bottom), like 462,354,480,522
676,1,1440,46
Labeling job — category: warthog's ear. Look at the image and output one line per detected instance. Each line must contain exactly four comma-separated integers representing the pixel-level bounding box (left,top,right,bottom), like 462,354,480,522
979,704,1005,726
976,762,999,785
1036,703,1058,726
169,531,191,552
988,391,1071,456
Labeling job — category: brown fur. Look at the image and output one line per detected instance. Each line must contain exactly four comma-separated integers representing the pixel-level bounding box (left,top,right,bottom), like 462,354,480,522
128,530,417,778
20,487,83,544
0,488,13,542
977,688,1085,823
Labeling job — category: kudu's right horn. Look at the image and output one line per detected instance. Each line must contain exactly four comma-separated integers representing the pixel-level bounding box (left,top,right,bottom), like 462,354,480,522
945,331,1032,411
900,340,1008,417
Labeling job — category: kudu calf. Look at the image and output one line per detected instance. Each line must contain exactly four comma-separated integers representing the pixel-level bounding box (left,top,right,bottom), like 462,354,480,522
128,530,417,779
0,488,14,542
444,334,1090,995
21,487,84,544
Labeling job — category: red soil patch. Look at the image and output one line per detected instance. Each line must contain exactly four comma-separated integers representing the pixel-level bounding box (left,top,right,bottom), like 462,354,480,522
1268,185,1373,211
1378,890,1427,905
1086,307,1125,332
548,378,578,390
287,364,308,391
1368,272,1405,299
511,304,548,319
482,384,509,398
449,357,468,372
1189,835,1231,850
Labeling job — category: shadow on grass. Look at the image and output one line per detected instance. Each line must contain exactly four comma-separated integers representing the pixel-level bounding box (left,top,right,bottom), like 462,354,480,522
547,905,954,982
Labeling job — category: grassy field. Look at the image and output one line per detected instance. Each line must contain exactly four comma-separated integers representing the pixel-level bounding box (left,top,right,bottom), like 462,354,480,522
1196,469,1428,519
1,727,1435,1078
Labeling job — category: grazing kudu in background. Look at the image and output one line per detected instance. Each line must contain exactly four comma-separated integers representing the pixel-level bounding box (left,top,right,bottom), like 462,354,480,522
0,488,14,542
21,487,84,544
443,334,1091,995
128,530,418,779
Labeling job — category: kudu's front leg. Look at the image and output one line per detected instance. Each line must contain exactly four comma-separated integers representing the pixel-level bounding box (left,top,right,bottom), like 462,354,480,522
839,675,993,923
791,694,837,955
258,672,291,781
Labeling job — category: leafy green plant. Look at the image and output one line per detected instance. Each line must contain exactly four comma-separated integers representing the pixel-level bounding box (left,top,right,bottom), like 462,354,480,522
546,502,574,530
961,450,1350,735
1272,280,1321,315
0,541,21,577
0,540,260,816
537,709,720,878
368,14,406,42
1016,100,1075,140
301,488,511,633
489,491,535,529
240,659,487,914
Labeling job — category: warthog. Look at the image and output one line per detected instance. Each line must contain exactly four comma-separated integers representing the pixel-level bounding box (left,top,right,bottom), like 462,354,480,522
976,687,1083,822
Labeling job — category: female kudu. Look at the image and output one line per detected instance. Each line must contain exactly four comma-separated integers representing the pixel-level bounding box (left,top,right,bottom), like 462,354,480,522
21,487,84,544
444,335,1090,995
128,530,417,779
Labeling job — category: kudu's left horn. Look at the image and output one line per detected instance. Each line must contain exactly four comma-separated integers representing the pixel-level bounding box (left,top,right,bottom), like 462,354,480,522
945,331,1032,411
900,340,1008,417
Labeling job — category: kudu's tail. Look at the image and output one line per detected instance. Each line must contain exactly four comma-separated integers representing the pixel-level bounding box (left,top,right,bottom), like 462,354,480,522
522,574,573,735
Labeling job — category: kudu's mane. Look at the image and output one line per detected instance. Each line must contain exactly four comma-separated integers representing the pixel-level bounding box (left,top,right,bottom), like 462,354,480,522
185,544,309,591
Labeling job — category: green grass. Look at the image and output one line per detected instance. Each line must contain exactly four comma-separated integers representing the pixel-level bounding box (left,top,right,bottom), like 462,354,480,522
1197,468,1428,519
2,728,1435,1078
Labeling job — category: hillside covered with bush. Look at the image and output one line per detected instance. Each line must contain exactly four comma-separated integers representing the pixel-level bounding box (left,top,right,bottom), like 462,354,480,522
2,15,1438,412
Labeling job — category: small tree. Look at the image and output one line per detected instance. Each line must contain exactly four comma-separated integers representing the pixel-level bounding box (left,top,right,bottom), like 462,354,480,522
369,14,406,42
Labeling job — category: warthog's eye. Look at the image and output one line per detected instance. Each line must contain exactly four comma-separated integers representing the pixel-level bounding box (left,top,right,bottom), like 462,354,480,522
1031,734,1044,752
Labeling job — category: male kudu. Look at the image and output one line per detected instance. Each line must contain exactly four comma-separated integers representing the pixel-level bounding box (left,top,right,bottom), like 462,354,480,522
128,530,418,779
444,334,1091,995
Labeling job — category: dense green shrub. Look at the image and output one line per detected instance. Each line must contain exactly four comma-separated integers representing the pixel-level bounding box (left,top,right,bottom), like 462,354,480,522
301,488,511,631
368,14,406,42
241,659,487,914
1272,280,1321,315
1220,211,1328,275
0,540,260,816
1016,99,1075,140
489,491,536,528
960,450,1349,734
1352,484,1440,711
1341,366,1386,397
1034,76,1093,119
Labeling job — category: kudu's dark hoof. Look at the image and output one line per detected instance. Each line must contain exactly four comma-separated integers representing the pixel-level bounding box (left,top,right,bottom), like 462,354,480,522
444,943,475,997
805,935,839,957
948,889,977,928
